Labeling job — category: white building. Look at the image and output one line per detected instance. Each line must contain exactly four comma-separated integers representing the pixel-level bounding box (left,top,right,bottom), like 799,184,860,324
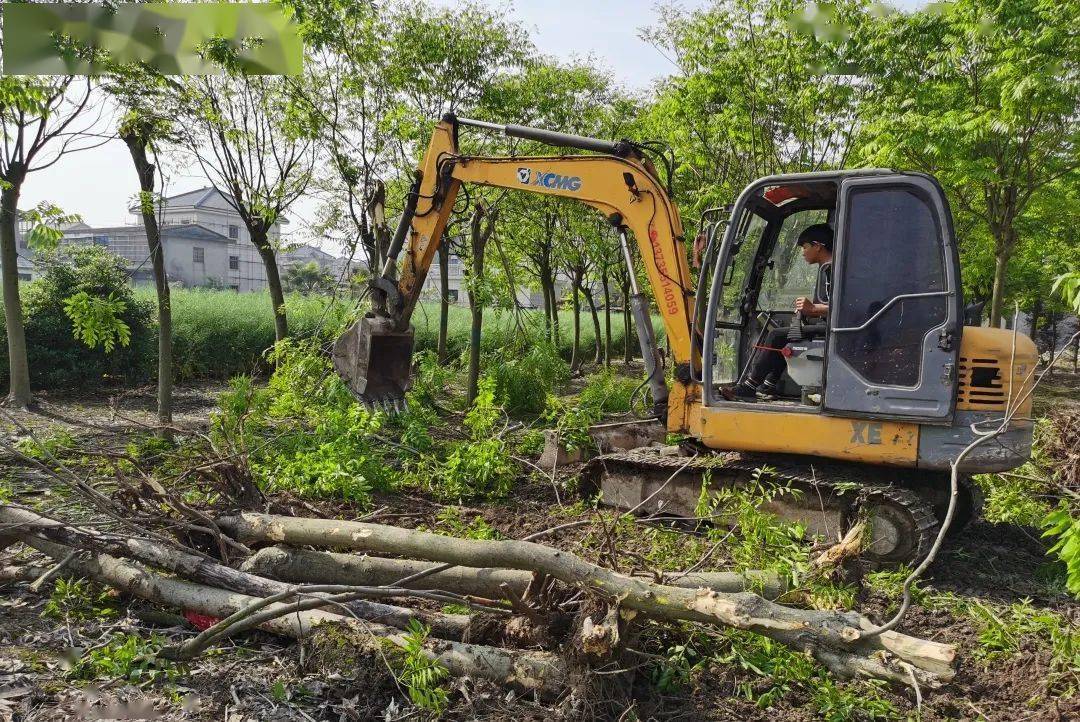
8,187,355,292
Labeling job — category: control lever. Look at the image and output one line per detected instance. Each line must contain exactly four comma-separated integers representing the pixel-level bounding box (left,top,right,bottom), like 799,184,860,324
787,311,805,343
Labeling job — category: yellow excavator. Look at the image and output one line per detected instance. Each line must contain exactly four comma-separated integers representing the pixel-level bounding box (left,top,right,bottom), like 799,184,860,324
333,113,1038,565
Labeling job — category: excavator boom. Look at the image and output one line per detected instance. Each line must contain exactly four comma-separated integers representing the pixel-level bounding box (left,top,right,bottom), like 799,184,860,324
335,113,698,426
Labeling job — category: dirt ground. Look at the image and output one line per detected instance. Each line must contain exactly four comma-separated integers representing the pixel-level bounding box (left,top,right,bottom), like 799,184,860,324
2,376,1079,721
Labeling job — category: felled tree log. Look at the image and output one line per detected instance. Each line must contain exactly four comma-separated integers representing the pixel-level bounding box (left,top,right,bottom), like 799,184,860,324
0,505,470,640
220,512,956,686
242,545,788,600
25,535,566,696
0,564,48,582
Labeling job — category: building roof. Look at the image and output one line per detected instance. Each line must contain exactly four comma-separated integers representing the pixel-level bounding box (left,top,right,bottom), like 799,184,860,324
161,223,234,243
64,222,234,244
127,186,290,226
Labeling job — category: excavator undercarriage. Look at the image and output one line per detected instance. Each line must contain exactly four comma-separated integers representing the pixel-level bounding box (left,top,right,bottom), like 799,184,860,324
583,443,981,566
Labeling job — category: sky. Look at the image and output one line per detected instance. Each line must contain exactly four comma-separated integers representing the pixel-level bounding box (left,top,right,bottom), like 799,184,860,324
19,0,925,240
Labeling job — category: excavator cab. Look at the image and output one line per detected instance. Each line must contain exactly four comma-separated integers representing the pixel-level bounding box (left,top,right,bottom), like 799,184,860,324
697,171,964,423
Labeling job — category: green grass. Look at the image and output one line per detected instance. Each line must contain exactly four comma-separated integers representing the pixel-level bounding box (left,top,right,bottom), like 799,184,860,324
6,282,661,390
162,289,661,382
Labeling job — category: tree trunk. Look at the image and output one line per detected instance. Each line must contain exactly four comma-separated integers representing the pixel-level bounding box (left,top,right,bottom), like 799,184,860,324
0,170,31,407
467,300,483,403
988,225,1016,329
602,271,612,367
543,270,560,346
1049,312,1059,377
0,171,30,405
583,286,602,366
122,132,172,431
251,229,288,342
569,282,581,373
540,274,552,337
437,242,450,362
466,206,495,404
1029,297,1042,347
220,513,957,686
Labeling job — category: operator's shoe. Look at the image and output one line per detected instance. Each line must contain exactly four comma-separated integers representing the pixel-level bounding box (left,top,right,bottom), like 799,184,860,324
720,382,758,401
757,379,780,400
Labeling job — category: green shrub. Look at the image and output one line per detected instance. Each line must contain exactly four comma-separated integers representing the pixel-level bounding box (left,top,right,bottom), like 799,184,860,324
42,578,116,622
166,289,346,381
71,633,174,684
390,620,450,714
578,367,639,413
211,339,396,506
1043,503,1080,597
0,246,153,390
485,338,569,415
543,393,601,453
417,376,517,501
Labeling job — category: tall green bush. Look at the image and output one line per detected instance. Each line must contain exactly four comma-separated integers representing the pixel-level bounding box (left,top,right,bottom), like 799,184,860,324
0,246,153,390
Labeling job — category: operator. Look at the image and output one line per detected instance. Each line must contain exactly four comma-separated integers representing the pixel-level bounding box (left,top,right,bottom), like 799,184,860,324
721,223,833,401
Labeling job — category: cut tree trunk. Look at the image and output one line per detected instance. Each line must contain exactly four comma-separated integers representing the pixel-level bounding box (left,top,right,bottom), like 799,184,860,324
0,505,469,640
241,546,788,600
0,168,31,407
25,535,566,696
219,513,956,686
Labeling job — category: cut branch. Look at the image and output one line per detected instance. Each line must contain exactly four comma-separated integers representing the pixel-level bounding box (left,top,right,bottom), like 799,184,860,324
220,513,956,686
241,545,788,600
24,535,566,695
0,505,469,640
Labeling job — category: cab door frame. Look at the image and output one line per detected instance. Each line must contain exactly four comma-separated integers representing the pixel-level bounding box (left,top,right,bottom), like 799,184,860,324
822,174,962,423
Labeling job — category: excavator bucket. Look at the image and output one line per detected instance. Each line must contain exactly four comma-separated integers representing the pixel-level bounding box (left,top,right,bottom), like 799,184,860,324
332,315,415,410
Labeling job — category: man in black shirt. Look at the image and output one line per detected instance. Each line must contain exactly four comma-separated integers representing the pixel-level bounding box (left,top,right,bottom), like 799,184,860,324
722,223,833,401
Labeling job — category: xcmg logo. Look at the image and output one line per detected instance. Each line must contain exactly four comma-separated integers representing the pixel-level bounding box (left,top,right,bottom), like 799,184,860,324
517,167,582,192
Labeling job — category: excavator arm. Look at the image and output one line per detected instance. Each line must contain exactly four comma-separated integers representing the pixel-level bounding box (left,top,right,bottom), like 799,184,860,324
334,113,699,430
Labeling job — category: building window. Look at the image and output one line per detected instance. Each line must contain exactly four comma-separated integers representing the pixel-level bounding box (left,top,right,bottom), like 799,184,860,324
18,273,31,282
447,289,459,303
229,225,239,239
193,247,205,263
229,256,239,270
93,235,109,247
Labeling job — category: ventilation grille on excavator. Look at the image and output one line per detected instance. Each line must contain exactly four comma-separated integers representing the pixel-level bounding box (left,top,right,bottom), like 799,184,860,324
957,357,1008,411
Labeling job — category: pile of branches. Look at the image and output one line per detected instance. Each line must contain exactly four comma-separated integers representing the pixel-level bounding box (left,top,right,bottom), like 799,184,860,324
1045,410,1080,492
0,499,958,706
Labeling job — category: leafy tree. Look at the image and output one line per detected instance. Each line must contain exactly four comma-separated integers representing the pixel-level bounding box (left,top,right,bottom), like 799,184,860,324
283,261,335,296
0,246,153,390
178,74,316,343
487,59,616,347
288,1,398,277
643,0,866,216
463,203,498,403
0,76,98,406
857,0,1080,326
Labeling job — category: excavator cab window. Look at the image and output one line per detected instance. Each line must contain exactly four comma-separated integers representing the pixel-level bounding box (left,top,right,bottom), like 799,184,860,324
702,178,839,406
704,209,768,385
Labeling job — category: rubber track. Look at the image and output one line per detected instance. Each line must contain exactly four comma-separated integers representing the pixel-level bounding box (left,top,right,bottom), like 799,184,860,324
585,449,940,564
